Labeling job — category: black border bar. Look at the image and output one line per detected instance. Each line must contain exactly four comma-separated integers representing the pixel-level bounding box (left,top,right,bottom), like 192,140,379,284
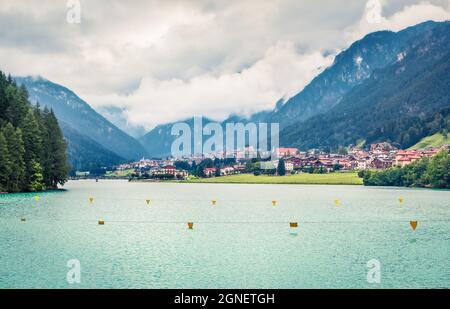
1,289,448,307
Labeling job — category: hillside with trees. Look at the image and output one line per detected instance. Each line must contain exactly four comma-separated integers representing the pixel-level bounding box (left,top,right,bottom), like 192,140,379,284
361,150,450,189
16,76,148,162
281,22,450,151
409,132,450,150
138,21,450,158
0,71,68,192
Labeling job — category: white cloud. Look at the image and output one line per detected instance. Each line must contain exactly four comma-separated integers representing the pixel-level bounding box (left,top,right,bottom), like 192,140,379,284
0,0,448,130
88,42,333,128
346,0,450,43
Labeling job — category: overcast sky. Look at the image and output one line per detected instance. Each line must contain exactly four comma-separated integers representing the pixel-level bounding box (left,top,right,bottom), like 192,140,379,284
1,0,449,130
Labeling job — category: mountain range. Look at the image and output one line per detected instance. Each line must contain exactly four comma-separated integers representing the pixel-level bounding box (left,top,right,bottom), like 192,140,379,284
13,20,450,169
15,77,148,171
281,22,450,150
264,21,447,128
139,20,450,156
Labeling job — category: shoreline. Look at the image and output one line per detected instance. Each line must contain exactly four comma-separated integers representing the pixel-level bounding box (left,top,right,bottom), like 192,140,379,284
130,173,364,186
129,180,362,186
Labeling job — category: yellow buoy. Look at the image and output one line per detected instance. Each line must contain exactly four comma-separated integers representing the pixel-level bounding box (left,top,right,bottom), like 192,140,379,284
272,201,277,206
188,222,194,230
34,195,40,202
399,197,404,204
334,199,341,206
211,200,217,206
290,222,298,228
410,221,418,231
89,197,94,204
98,220,105,225
146,199,151,205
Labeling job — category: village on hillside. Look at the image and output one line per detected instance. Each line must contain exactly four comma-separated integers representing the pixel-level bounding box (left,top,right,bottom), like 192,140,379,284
92,142,450,180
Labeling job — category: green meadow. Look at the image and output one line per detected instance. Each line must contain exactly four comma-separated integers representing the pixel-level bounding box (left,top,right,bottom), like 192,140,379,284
183,173,363,185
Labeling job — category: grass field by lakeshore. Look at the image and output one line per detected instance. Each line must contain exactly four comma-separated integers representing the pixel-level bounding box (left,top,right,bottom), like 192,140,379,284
105,169,134,178
181,173,363,185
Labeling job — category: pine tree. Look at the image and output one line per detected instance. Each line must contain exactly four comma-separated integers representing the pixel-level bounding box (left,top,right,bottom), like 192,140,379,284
3,123,25,192
34,104,48,165
21,108,44,188
277,159,286,176
28,159,45,192
0,73,10,125
4,82,28,127
43,110,69,188
40,107,52,187
0,131,11,192
0,70,68,192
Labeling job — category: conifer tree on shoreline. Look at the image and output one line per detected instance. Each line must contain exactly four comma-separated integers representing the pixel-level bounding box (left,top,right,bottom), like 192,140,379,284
0,70,69,192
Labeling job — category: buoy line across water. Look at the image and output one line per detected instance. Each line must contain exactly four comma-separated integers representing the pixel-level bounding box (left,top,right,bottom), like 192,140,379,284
4,195,435,203
11,218,449,225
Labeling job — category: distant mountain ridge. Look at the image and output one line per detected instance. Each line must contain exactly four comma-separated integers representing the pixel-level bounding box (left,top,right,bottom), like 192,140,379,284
265,21,443,128
140,21,449,156
16,77,148,170
139,114,275,157
60,122,124,171
96,105,147,138
139,117,215,157
280,21,450,150
13,21,449,164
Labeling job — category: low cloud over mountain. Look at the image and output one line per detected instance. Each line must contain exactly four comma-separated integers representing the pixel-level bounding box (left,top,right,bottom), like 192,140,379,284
1,0,449,130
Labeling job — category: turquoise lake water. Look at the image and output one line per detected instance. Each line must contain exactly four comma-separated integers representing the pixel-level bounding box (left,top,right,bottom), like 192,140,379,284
0,180,449,288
